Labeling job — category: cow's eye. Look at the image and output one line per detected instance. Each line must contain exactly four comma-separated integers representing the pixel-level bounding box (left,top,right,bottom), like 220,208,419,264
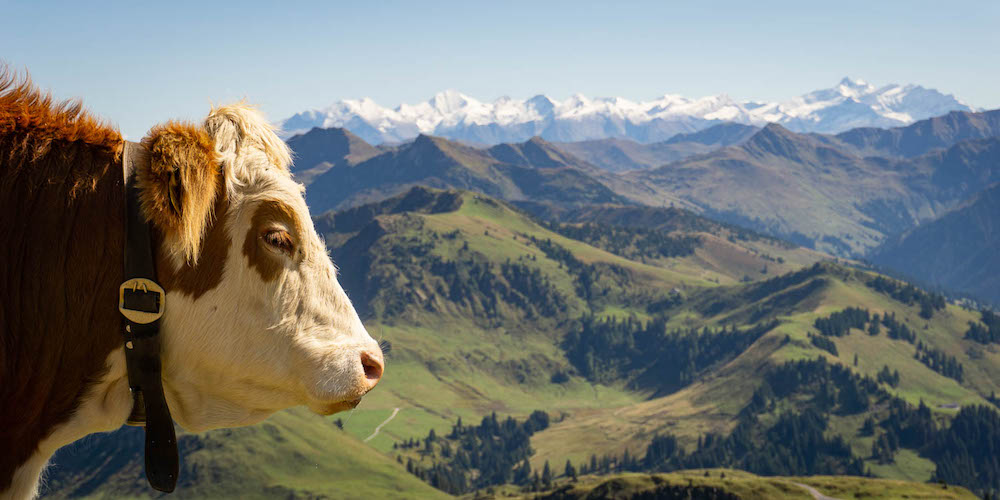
262,229,295,255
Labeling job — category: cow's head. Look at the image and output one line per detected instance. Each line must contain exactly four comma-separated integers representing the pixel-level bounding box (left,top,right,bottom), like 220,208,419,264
135,104,382,432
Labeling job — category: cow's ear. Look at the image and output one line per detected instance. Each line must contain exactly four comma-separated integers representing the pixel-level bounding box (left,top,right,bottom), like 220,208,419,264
203,103,292,171
138,121,221,263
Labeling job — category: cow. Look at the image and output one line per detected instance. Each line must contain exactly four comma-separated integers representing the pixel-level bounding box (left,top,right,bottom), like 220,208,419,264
0,70,384,499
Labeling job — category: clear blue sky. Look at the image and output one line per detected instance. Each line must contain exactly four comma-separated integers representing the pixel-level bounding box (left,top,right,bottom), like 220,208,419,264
4,0,997,138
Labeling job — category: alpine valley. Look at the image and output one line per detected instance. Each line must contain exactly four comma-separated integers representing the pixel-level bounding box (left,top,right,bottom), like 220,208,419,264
41,94,1000,499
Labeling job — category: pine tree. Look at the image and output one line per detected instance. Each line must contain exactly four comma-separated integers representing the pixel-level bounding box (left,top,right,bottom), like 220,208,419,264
564,460,577,481
542,460,552,488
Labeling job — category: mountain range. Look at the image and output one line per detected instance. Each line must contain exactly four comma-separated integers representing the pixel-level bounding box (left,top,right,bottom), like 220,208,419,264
615,116,1000,256
300,132,624,214
279,78,974,145
292,109,1000,255
286,108,1000,308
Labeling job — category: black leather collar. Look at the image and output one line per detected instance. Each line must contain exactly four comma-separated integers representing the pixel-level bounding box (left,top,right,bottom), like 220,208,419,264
120,141,179,493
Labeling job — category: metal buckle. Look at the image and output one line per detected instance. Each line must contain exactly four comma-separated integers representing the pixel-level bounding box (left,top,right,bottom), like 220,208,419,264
119,278,166,324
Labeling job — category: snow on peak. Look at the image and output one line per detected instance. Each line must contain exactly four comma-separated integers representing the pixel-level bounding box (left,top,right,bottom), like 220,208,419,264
428,89,476,113
279,79,975,144
839,76,871,88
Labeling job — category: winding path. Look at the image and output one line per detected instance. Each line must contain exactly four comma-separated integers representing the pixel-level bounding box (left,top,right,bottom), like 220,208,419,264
791,482,842,500
364,407,400,443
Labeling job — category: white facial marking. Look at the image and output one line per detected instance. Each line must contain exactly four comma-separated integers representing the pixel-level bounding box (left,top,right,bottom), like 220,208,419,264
159,105,383,432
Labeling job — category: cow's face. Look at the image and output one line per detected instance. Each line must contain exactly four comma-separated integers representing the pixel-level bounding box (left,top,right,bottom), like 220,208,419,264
138,105,382,432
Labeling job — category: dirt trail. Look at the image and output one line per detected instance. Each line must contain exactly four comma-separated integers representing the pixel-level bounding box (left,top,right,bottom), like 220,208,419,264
364,407,400,443
791,482,842,500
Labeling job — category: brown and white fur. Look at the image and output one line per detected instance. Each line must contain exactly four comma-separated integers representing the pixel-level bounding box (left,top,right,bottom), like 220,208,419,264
0,70,383,499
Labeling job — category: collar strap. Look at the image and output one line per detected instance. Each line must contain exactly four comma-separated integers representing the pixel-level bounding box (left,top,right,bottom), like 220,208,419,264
121,140,179,493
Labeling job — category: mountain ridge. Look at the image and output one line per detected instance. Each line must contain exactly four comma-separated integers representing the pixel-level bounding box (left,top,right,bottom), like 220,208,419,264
301,133,627,214
609,119,1000,255
280,78,974,144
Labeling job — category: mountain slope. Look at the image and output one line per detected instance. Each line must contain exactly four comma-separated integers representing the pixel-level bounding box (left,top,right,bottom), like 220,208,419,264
300,134,626,213
313,190,996,493
500,470,978,500
872,183,1000,305
306,190,834,468
554,123,760,172
279,79,973,144
528,263,998,484
486,136,594,170
41,409,449,500
615,123,913,254
515,202,828,284
285,126,381,185
610,124,1000,255
835,109,1000,158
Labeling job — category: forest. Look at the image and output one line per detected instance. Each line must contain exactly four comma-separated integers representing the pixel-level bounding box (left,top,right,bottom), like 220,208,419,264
561,316,777,392
401,357,1000,497
966,309,1000,344
397,411,550,494
865,275,947,319
542,221,702,261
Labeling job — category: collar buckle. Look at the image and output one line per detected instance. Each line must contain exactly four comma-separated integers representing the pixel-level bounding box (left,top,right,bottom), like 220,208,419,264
119,278,165,324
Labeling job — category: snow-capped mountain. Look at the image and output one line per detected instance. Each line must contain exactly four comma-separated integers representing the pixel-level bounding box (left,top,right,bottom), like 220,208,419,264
279,78,974,144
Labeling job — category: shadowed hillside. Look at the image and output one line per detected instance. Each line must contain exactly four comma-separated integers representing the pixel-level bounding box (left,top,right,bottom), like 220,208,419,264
285,126,381,185
553,123,760,172
609,122,1000,255
834,109,1000,158
873,183,1000,306
301,134,626,214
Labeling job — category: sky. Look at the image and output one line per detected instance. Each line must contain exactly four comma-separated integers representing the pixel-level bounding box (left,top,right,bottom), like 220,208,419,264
4,0,998,138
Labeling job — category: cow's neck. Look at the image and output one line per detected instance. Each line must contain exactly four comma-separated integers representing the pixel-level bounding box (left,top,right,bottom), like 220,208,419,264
6,350,132,499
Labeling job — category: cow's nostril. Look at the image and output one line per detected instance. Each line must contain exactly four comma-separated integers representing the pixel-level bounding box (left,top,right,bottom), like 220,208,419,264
360,351,383,383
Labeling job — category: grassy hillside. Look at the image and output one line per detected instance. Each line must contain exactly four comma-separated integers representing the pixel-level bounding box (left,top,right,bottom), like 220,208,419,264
529,264,998,473
310,188,829,455
521,202,829,285
313,189,998,494
473,469,977,500
42,409,449,500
